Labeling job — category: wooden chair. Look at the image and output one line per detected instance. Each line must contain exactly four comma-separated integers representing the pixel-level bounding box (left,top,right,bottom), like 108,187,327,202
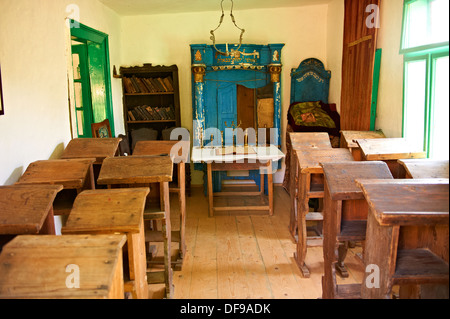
91,119,112,138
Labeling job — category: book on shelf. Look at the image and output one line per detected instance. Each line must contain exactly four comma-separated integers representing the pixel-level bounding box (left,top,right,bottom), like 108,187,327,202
123,76,174,94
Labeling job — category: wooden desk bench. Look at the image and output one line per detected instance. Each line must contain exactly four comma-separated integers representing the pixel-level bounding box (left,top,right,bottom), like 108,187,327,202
340,130,386,161
321,161,393,299
133,140,189,269
0,185,63,248
289,132,332,239
62,188,150,299
356,179,449,299
97,155,174,298
0,234,126,299
294,148,355,278
15,158,96,216
398,159,449,179
355,138,427,178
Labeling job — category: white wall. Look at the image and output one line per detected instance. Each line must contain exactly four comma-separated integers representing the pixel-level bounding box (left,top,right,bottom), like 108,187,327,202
0,0,122,185
375,0,404,138
121,5,330,184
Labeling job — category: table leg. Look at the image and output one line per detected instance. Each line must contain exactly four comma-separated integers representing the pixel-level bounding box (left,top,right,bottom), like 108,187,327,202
161,181,174,298
126,221,149,299
289,149,298,239
40,207,56,235
178,162,186,259
207,163,213,217
295,171,311,278
267,161,273,216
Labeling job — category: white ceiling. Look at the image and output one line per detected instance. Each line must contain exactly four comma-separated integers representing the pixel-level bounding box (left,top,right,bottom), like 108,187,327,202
99,0,333,16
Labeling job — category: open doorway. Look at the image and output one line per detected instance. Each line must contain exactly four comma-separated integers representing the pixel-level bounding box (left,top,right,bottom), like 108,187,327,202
69,21,114,138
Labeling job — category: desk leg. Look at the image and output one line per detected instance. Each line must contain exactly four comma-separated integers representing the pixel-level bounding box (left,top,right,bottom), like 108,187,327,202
127,222,149,299
295,171,311,278
289,151,299,239
161,181,174,298
361,211,399,299
207,163,213,218
267,161,273,216
178,162,186,260
40,207,56,235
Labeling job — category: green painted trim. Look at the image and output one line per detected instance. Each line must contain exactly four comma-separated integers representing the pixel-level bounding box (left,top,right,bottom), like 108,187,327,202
70,20,115,137
370,49,382,131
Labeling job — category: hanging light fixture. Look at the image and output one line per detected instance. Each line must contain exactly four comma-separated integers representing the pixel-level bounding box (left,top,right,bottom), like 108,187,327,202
210,0,257,59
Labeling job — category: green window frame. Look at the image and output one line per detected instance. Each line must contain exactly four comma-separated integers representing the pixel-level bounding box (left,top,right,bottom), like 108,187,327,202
401,0,449,159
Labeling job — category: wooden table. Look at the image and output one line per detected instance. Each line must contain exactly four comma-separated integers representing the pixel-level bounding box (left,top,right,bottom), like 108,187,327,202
294,148,355,278
355,138,427,178
15,159,96,216
398,159,449,179
97,155,174,298
0,234,127,299
340,130,386,160
0,185,63,246
62,188,149,299
289,132,332,239
191,145,285,217
133,140,189,268
356,179,449,299
61,138,122,164
321,161,393,299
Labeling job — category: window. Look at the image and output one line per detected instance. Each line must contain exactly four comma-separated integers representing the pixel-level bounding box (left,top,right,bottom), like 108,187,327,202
401,0,449,159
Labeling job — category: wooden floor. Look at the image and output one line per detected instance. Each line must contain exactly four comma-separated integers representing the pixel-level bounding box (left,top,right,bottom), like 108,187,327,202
148,184,365,299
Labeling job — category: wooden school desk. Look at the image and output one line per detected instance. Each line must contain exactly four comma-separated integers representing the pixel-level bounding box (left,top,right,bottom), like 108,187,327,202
355,138,427,178
61,138,122,164
0,185,63,245
356,179,449,299
62,188,150,299
0,234,126,299
191,145,285,217
133,140,189,268
397,159,449,179
294,148,355,278
321,161,393,299
289,132,332,239
340,130,386,161
15,158,96,216
97,155,174,298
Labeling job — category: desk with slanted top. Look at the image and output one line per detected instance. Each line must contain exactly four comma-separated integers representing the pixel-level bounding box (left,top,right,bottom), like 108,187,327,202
294,148,355,278
15,159,96,216
340,130,386,161
321,161,393,299
0,234,127,299
355,138,427,178
0,184,63,248
289,132,332,239
133,140,189,268
61,138,122,164
62,188,150,299
356,179,449,299
97,155,174,298
398,159,449,179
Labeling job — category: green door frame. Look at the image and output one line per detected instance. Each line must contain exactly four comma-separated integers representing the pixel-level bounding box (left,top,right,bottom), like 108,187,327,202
70,20,115,136
370,48,382,131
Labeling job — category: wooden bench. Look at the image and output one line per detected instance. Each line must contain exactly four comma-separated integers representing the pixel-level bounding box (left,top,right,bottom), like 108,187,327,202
355,138,427,178
133,140,189,269
289,132,332,239
294,148,355,278
15,158,96,216
398,159,449,179
62,188,150,299
0,234,126,299
356,179,449,299
321,161,393,299
340,130,386,161
97,155,174,298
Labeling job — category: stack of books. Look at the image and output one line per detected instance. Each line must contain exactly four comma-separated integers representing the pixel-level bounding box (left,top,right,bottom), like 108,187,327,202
127,105,176,122
123,76,174,93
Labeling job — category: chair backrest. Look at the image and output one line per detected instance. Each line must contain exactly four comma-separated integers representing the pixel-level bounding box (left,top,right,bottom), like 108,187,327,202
91,119,112,138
